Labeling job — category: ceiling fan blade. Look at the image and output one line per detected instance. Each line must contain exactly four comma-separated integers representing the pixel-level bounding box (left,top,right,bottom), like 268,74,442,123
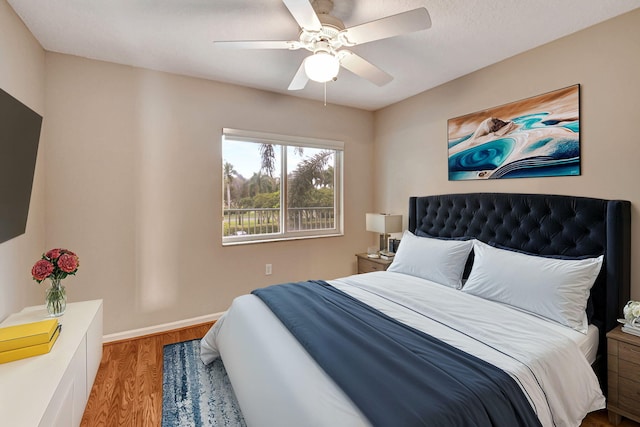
213,40,300,50
282,0,322,31
340,7,431,45
288,60,309,90
339,51,393,86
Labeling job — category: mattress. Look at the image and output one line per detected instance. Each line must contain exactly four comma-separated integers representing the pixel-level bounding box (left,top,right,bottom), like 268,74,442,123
201,271,605,427
581,324,600,365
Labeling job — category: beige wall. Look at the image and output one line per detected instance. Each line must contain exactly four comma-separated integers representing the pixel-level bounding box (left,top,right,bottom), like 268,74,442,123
4,1,638,333
44,53,374,334
374,9,640,299
0,0,46,321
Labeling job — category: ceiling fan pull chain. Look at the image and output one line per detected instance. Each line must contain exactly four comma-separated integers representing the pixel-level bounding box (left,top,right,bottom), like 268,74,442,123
324,81,327,106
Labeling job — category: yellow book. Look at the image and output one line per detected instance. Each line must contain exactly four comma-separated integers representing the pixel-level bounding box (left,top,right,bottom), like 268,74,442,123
0,319,59,352
0,324,61,364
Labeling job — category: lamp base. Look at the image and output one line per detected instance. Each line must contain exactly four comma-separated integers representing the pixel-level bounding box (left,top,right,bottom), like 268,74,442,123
379,233,389,253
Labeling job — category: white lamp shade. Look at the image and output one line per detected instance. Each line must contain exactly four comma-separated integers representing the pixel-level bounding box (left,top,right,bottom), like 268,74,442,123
305,52,340,83
366,213,403,234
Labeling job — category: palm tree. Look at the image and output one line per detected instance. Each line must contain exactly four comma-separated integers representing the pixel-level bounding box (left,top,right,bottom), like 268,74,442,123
223,161,238,208
259,144,303,176
259,144,276,177
288,151,334,207
246,171,277,197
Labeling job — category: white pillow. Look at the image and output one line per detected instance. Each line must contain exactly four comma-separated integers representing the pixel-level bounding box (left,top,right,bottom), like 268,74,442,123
387,231,473,289
462,240,603,333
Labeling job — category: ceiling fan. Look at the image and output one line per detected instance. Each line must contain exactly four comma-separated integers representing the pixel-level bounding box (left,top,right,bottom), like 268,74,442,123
213,0,432,90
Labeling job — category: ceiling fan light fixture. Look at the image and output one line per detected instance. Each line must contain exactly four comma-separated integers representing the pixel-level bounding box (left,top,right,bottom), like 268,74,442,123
304,51,340,83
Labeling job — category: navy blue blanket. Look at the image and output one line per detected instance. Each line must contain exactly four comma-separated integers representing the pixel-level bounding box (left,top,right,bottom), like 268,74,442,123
252,280,542,427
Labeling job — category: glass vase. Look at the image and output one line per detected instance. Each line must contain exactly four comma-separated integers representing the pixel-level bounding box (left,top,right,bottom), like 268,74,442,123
46,278,66,317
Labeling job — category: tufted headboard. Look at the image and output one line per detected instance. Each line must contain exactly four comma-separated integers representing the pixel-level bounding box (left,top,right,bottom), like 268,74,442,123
408,193,630,389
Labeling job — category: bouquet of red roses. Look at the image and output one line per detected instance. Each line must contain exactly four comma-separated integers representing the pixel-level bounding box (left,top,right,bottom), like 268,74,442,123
31,248,80,283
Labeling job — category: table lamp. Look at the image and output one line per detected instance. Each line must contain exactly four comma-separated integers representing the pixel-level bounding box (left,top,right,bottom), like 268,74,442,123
366,213,402,256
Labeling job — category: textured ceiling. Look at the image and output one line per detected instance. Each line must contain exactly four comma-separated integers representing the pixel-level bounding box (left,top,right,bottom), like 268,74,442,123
7,0,640,110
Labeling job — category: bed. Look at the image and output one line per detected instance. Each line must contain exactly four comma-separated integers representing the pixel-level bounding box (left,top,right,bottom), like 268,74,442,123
201,193,631,427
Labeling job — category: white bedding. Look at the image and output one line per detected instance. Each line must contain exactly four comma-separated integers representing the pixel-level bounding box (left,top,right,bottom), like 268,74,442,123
580,324,600,365
201,271,605,427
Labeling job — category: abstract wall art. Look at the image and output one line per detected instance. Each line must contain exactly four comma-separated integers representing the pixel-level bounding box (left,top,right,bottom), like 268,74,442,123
447,85,580,180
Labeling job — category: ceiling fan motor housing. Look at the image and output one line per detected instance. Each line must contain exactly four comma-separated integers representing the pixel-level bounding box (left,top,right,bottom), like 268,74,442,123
299,13,347,53
317,13,345,32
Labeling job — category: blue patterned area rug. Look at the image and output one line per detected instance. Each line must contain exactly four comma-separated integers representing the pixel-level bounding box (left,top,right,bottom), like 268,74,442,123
162,339,246,427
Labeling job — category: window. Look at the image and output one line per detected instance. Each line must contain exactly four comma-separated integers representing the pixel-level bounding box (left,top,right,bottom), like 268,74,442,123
222,128,343,245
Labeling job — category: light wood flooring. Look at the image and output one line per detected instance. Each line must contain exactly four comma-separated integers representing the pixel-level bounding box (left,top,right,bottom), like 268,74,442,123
81,322,639,427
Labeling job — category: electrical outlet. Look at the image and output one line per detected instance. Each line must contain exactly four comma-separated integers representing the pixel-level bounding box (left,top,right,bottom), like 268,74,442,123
265,264,272,275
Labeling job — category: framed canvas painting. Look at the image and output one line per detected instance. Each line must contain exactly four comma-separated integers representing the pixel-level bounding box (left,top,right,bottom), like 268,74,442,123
447,85,580,180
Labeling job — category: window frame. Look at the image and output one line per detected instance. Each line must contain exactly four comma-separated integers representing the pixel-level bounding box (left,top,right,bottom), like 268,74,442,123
222,128,344,246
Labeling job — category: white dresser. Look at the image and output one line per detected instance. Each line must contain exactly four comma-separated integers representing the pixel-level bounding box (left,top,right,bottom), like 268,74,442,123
0,300,103,427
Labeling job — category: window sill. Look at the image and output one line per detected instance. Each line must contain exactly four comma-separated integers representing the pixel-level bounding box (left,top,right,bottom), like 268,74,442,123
222,232,344,246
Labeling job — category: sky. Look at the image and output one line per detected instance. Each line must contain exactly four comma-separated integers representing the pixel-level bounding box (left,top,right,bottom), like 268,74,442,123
223,140,319,179
223,141,274,178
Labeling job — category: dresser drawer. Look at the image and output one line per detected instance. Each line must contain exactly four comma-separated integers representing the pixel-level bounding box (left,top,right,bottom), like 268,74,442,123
620,341,640,364
618,377,640,417
358,257,387,273
619,358,640,383
608,371,619,404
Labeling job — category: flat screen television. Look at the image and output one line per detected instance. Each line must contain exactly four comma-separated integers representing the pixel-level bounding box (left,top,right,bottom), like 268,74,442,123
0,88,42,244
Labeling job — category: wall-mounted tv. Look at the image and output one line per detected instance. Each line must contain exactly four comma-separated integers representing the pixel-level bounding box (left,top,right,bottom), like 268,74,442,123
0,88,42,244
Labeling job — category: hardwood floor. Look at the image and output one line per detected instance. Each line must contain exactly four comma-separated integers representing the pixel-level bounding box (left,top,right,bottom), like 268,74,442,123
81,322,639,427
80,322,214,426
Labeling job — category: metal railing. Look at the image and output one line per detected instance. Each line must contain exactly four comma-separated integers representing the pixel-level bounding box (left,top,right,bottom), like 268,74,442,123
287,207,334,231
223,207,334,236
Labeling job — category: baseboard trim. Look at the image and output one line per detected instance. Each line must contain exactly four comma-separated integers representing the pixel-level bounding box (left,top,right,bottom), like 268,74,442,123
102,311,225,343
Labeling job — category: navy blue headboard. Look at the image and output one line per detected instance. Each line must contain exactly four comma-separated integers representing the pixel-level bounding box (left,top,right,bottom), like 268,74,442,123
408,193,630,389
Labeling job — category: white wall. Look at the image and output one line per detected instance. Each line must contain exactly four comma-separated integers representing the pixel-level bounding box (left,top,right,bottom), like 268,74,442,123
44,54,375,334
374,9,640,299
0,0,46,321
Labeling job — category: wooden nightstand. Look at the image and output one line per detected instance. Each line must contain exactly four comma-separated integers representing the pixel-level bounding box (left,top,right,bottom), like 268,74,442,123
607,325,640,425
356,253,392,274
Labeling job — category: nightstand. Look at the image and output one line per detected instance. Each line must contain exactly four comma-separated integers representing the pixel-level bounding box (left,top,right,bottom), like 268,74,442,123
607,325,640,425
356,253,392,274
